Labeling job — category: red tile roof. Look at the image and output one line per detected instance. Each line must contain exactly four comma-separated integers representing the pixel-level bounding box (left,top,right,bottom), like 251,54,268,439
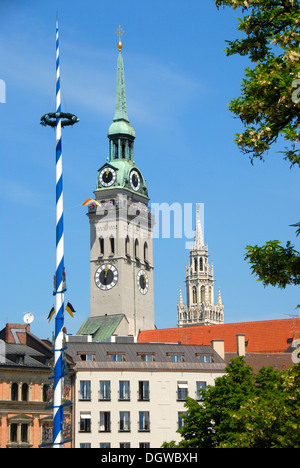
138,318,300,353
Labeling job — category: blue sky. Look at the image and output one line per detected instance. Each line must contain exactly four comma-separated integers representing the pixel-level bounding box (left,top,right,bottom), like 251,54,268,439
0,0,299,340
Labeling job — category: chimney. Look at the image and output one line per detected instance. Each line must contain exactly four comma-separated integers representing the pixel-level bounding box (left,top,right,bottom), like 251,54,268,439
236,334,246,356
5,324,28,344
211,339,225,360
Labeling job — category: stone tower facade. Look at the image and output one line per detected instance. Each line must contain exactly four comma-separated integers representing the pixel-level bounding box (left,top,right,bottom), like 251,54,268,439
177,205,224,327
87,40,155,336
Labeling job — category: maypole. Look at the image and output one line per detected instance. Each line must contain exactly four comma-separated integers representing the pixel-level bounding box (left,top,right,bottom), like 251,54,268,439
41,15,78,448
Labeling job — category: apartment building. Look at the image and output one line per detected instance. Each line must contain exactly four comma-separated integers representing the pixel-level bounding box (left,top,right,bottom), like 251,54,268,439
66,338,225,448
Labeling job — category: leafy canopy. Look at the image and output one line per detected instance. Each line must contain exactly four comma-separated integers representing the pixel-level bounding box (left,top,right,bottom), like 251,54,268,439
215,0,300,167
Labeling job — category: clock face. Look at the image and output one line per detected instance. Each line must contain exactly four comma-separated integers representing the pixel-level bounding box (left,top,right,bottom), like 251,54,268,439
130,170,140,192
137,269,149,295
95,264,118,290
99,167,116,187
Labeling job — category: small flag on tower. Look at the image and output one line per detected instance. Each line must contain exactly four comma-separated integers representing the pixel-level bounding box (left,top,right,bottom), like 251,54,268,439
48,306,55,323
82,198,99,206
65,301,76,318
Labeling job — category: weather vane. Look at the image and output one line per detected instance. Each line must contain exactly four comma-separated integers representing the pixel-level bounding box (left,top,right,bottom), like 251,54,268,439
115,25,124,52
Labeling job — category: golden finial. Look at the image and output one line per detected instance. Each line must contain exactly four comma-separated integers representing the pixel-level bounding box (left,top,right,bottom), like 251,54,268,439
115,25,124,52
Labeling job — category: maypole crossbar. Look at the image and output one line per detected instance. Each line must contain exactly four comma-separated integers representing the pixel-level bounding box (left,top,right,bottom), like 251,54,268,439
41,16,78,448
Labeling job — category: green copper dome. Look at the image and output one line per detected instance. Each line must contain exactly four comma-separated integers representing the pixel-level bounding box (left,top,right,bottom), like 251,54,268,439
107,119,136,138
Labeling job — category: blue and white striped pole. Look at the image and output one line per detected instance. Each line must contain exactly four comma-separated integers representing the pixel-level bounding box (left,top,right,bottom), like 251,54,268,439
53,15,65,448
40,16,78,448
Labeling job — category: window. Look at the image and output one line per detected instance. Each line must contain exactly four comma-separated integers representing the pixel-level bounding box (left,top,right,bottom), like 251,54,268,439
79,381,91,401
21,424,28,443
196,381,207,401
169,354,184,362
79,413,91,432
119,381,130,400
178,412,187,429
139,411,150,432
119,411,130,432
99,411,111,432
139,442,150,448
10,423,18,443
192,287,197,304
109,353,125,362
21,383,29,401
200,257,203,271
120,442,131,448
139,354,154,362
99,237,104,256
11,383,18,401
125,236,130,257
80,443,91,448
99,381,110,400
100,442,111,448
138,381,149,401
201,286,205,302
79,353,95,361
144,242,148,263
177,382,188,401
197,354,212,363
134,239,139,260
109,236,115,255
43,384,49,402
16,355,24,365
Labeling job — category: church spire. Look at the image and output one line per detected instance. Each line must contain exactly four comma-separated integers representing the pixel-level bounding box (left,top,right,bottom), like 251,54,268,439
107,26,136,157
193,203,205,250
113,26,129,123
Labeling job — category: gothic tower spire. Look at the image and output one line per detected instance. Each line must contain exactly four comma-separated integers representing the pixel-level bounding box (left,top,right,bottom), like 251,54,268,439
177,205,224,327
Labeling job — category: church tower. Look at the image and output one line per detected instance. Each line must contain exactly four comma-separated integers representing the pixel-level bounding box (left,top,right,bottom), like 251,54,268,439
177,205,224,327
87,30,155,336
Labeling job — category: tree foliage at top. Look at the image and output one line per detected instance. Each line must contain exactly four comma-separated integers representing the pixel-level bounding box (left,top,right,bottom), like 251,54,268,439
215,0,300,167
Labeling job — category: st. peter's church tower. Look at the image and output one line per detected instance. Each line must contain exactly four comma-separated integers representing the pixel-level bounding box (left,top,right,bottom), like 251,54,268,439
86,33,155,336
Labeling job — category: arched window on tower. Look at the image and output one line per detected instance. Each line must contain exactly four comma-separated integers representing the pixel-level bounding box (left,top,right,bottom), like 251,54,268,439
192,287,197,304
200,257,203,271
201,286,205,303
194,258,197,272
144,242,148,263
134,239,139,260
110,236,115,256
113,141,118,159
125,236,130,257
99,237,104,256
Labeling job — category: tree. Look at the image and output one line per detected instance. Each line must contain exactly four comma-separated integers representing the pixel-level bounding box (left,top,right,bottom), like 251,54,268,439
162,357,300,448
215,0,300,167
215,0,300,298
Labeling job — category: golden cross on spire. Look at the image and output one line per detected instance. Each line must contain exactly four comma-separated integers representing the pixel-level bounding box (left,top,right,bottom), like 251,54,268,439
115,25,124,52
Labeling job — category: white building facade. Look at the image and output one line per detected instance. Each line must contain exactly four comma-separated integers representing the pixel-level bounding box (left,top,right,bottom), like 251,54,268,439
66,340,225,448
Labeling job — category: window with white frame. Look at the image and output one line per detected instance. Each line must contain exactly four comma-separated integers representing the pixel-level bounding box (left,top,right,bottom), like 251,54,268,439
177,382,188,401
99,411,111,432
99,380,110,400
119,381,130,400
119,411,130,432
79,380,91,401
196,381,207,401
79,413,91,432
138,411,150,432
